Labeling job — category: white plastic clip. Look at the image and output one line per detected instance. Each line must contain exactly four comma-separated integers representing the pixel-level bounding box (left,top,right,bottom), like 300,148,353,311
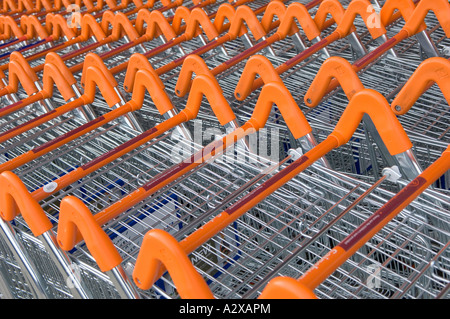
382,165,402,183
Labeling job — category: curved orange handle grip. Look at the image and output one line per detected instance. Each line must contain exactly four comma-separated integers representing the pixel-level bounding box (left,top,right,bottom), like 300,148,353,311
128,69,174,114
10,51,39,83
331,89,412,155
135,9,176,40
314,0,351,32
402,0,450,38
380,0,426,34
42,61,77,101
44,52,77,87
391,57,450,115
214,3,246,36
172,6,192,36
0,171,53,237
35,0,53,11
261,1,298,36
123,53,164,93
105,0,121,9
174,54,215,97
46,13,77,40
228,5,267,41
81,0,103,11
79,14,107,41
248,81,312,140
234,54,283,101
276,2,321,41
18,0,34,12
20,15,50,39
81,53,118,88
335,0,386,39
132,229,214,298
2,0,18,12
2,61,38,96
182,74,236,126
184,8,219,41
5,52,39,95
258,277,317,299
57,196,122,272
42,63,76,101
100,10,116,35
304,56,365,108
110,12,140,41
1,16,24,39
81,66,121,106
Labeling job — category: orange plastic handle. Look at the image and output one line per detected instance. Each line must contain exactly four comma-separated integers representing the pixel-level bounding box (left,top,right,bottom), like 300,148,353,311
45,13,77,40
2,0,17,12
42,62,77,101
380,0,426,34
18,0,34,11
184,7,220,41
391,57,450,115
1,62,37,96
402,0,450,38
100,10,116,35
335,0,386,40
276,2,321,41
81,53,119,88
330,89,412,155
81,0,103,11
123,53,165,92
172,6,192,36
1,16,25,39
3,52,39,95
228,5,267,41
132,229,214,298
234,54,284,101
304,56,365,108
44,52,77,87
0,171,52,237
261,1,298,36
35,0,53,10
247,81,312,140
258,277,317,299
135,9,177,40
81,66,121,106
57,196,122,272
214,3,246,36
79,14,107,41
20,15,50,39
314,0,352,33
128,69,174,114
181,74,236,126
174,54,215,97
110,12,140,41
10,51,39,83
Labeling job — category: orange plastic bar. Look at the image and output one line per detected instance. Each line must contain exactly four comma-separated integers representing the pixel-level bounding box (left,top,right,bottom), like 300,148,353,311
391,57,450,115
296,144,450,293
57,196,122,272
133,229,215,298
304,56,365,107
0,171,53,237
